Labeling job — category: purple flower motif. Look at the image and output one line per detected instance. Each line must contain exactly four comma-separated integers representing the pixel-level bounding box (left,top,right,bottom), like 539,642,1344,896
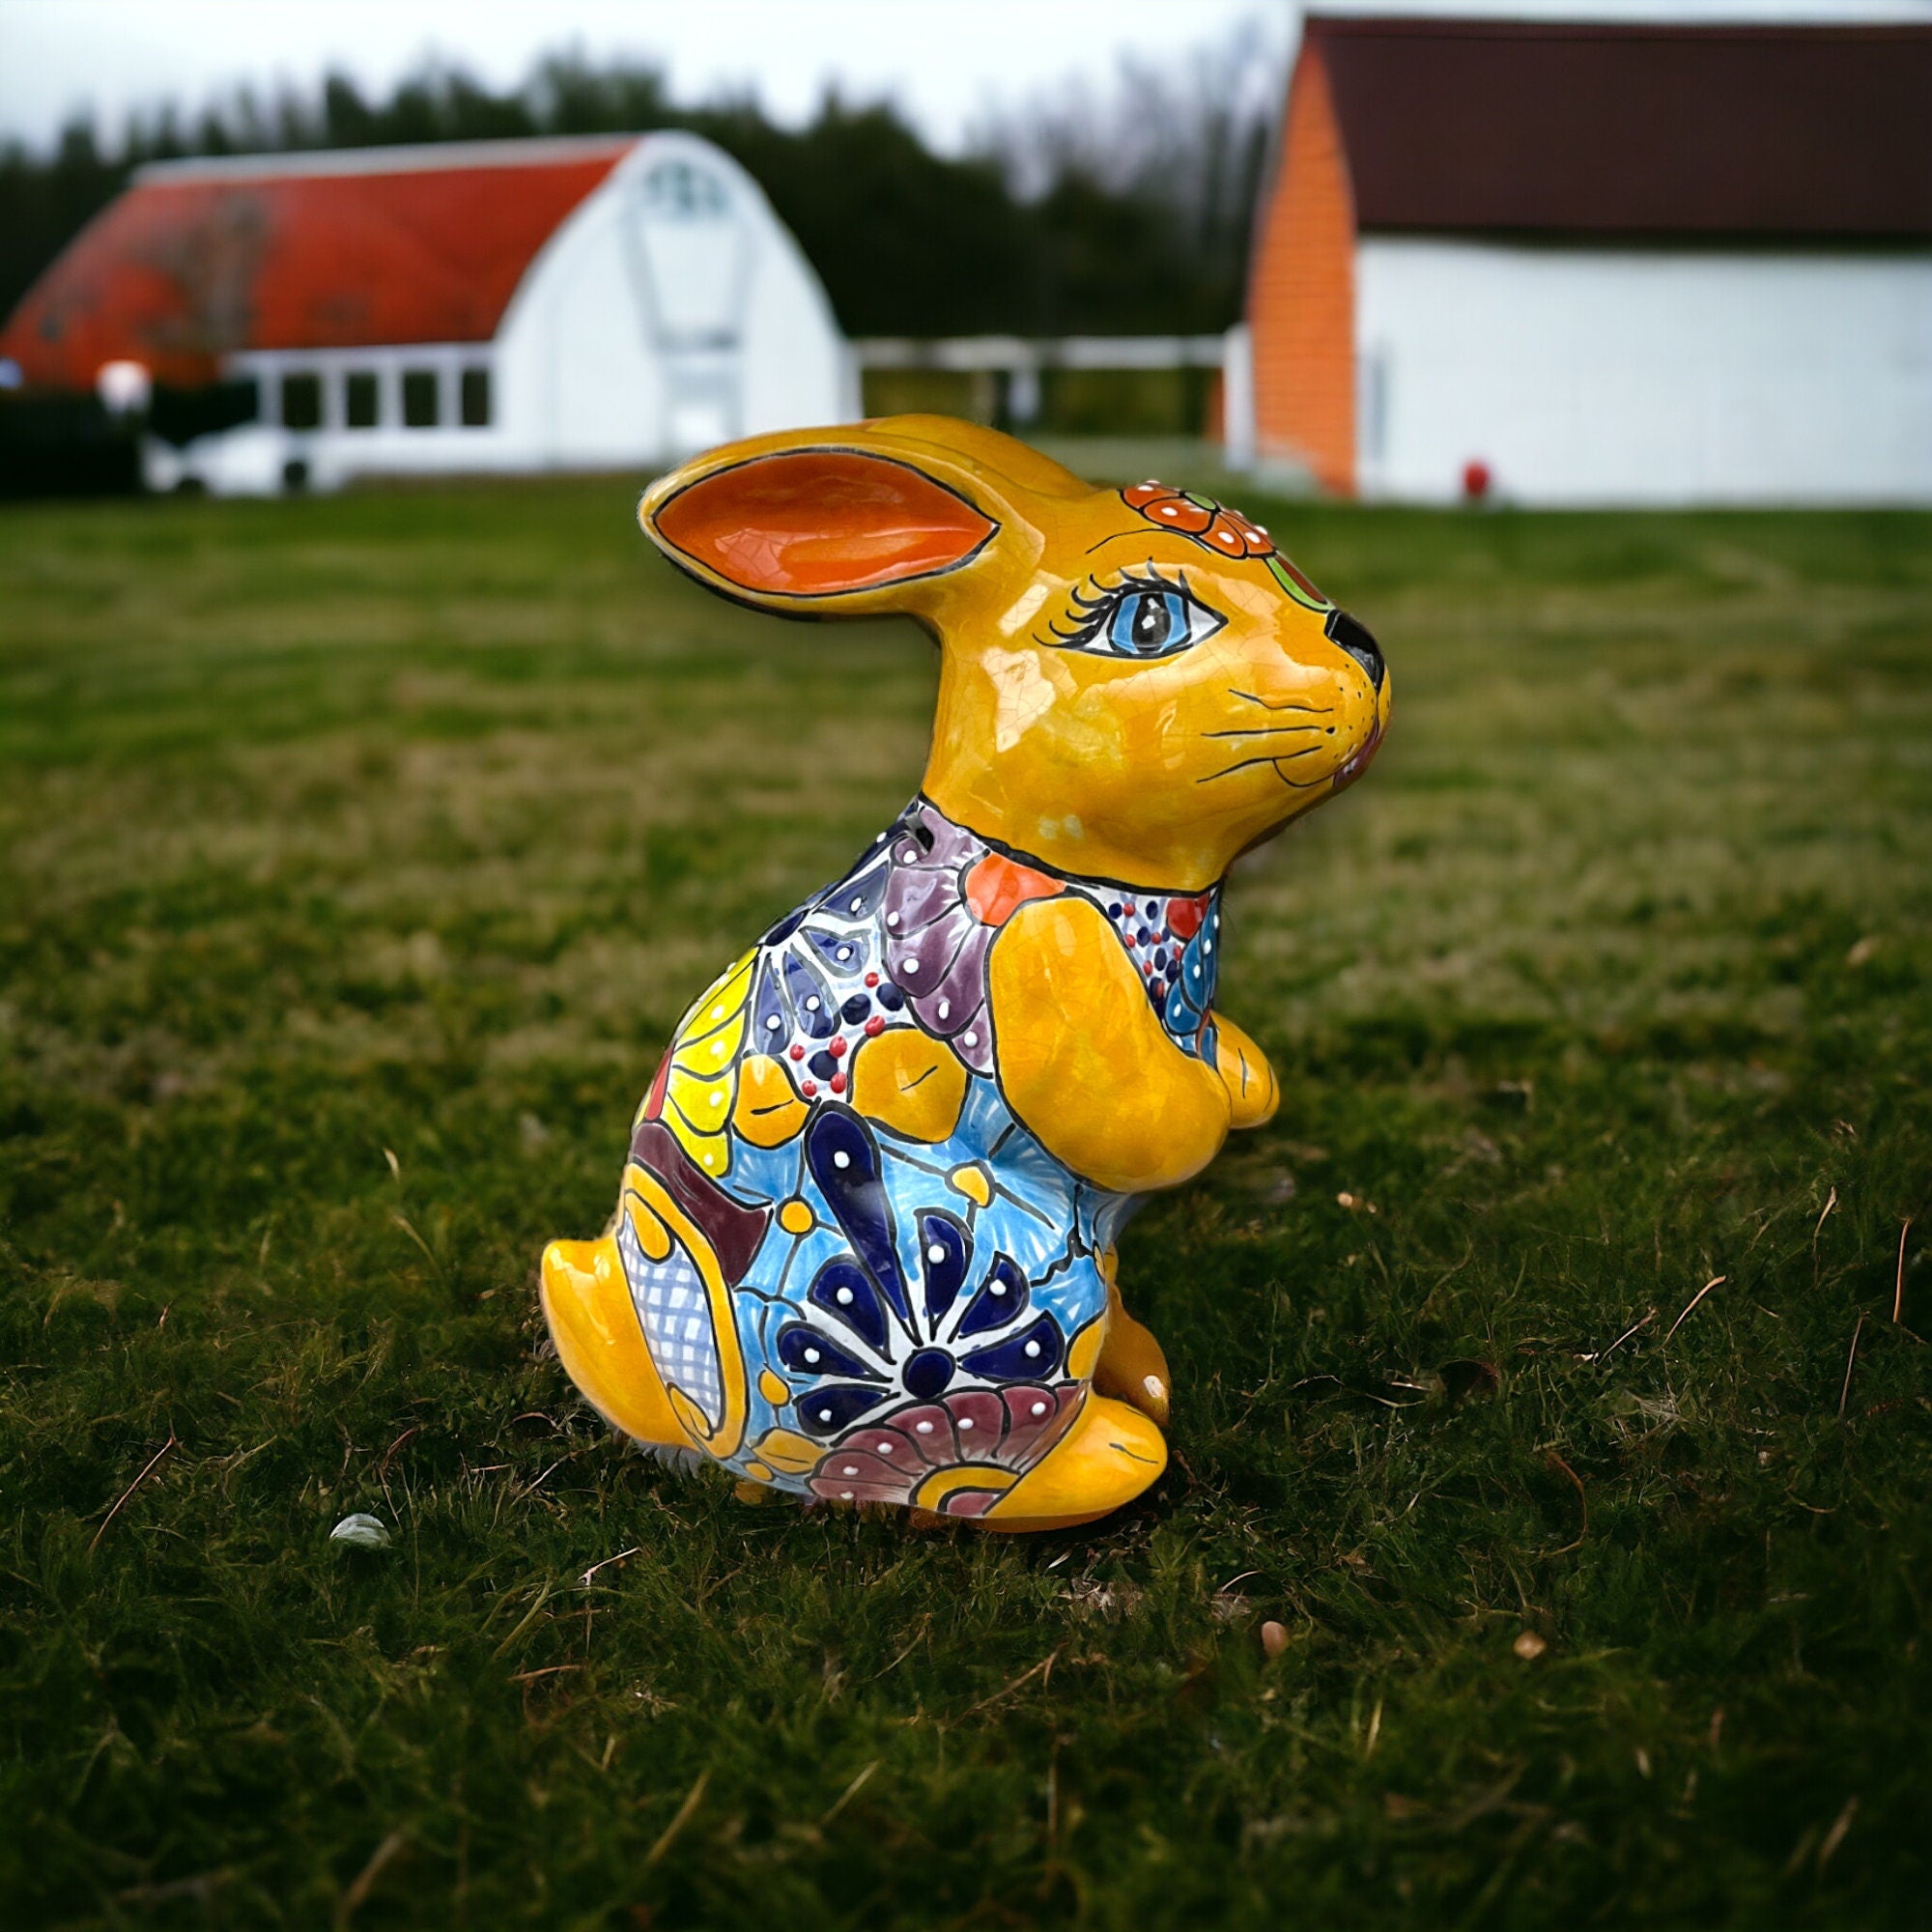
807,1382,1084,1515
881,804,997,1074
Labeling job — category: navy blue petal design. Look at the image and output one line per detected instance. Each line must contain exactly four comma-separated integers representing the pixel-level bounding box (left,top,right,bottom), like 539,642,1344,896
809,1258,891,1354
796,1383,890,1437
918,1210,970,1324
762,907,805,945
828,861,889,921
806,1108,912,1324
776,1322,881,1382
955,1254,1028,1338
782,952,838,1038
960,1312,1065,1382
753,961,788,1051
803,924,867,974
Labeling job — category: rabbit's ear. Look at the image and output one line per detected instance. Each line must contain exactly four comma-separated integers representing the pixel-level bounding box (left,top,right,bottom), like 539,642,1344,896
641,443,999,610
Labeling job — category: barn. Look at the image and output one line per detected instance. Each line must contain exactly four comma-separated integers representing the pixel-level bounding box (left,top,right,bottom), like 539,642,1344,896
1228,14,1932,504
0,131,856,495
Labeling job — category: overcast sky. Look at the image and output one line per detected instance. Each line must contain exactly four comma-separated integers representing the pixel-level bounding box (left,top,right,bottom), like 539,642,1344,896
3,0,1926,155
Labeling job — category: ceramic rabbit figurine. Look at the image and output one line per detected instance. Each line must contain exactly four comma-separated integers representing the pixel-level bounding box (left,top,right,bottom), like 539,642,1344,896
541,417,1388,1531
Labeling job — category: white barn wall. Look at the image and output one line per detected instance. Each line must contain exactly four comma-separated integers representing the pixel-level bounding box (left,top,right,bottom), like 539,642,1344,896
497,132,850,470
735,216,861,440
496,171,667,469
1354,238,1932,506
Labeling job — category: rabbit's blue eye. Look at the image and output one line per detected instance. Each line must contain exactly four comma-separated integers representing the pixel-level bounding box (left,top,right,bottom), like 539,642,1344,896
1112,591,1182,653
1049,575,1226,660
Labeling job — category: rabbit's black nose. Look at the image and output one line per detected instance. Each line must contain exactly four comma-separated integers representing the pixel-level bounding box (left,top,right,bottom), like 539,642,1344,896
1324,609,1384,693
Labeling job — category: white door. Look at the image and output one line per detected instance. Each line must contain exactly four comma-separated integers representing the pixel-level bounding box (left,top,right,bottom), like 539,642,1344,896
633,156,753,455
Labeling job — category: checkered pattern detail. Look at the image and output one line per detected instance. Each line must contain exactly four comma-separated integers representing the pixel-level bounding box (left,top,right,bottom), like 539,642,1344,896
616,1209,724,1430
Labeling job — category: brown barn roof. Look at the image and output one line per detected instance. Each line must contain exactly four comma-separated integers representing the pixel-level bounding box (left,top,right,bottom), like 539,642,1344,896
1306,14,1932,238
0,137,635,389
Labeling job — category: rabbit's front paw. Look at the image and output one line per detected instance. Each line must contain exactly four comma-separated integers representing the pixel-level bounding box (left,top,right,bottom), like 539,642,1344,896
1212,1014,1280,1130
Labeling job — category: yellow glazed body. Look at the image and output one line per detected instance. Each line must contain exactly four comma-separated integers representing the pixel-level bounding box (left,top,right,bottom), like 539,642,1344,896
540,417,1388,1530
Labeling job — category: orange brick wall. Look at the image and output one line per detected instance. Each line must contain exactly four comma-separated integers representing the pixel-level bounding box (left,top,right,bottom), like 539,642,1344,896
1247,43,1357,495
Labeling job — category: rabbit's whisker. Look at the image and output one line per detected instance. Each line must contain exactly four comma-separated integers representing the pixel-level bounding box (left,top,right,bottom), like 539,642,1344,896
1197,750,1323,786
1229,688,1328,716
1201,724,1324,740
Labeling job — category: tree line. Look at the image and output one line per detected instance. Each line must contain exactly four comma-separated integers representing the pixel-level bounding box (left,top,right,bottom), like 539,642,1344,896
0,42,1278,347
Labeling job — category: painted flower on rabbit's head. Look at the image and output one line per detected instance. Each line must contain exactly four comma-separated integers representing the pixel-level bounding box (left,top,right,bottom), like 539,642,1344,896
1121,480,1332,611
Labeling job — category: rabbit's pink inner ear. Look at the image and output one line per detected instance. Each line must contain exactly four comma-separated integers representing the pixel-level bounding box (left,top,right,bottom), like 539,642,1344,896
652,449,997,598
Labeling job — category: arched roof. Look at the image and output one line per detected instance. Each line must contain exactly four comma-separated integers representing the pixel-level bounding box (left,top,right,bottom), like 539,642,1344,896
0,136,639,389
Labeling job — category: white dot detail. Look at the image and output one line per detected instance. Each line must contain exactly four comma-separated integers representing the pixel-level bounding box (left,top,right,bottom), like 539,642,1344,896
836,1286,854,1305
1024,1340,1041,1358
962,1031,979,1048
765,1015,781,1031
842,1465,858,1477
819,1408,834,1422
838,947,852,961
937,1000,951,1020
804,1348,821,1365
957,1417,974,1432
850,896,865,912
901,958,919,974
927,1243,947,1264
915,1420,933,1435
710,1006,724,1021
833,1151,850,1170
805,996,820,1012
886,912,899,928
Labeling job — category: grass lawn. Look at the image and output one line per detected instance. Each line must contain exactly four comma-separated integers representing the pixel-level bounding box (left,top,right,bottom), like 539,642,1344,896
2,474,1929,1929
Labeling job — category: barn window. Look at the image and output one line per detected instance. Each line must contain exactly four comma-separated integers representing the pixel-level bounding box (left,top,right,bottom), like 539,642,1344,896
642,159,727,219
280,372,322,431
402,369,440,429
345,371,380,430
460,366,491,428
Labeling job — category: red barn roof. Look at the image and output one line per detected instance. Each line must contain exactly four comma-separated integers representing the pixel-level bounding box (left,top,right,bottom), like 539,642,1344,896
0,136,636,389
1305,15,1932,239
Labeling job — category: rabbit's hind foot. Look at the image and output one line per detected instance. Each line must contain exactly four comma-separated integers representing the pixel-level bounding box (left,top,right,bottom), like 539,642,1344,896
540,1236,697,1457
978,1391,1167,1533
1091,1263,1173,1428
